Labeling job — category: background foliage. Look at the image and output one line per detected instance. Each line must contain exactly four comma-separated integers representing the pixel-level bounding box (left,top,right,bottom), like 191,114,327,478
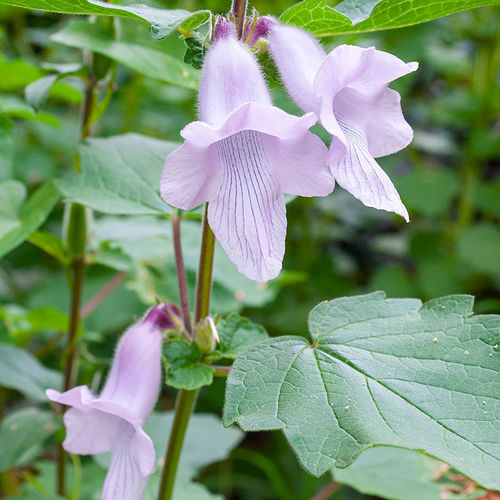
0,0,499,498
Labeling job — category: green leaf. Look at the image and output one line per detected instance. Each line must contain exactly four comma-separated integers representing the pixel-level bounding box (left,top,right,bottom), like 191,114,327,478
457,224,500,278
163,340,214,390
281,0,500,37
0,180,27,222
55,134,176,215
0,181,60,259
51,20,199,89
25,64,83,109
224,292,500,489
332,446,484,499
0,95,59,126
0,344,62,401
216,313,269,359
0,1,210,39
0,408,57,473
184,37,205,70
0,117,14,180
28,231,67,264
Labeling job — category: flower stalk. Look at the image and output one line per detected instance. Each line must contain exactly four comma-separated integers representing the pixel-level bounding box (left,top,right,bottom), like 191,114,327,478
158,205,216,500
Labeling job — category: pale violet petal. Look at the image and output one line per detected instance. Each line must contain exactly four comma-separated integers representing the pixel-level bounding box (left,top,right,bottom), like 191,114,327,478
268,23,326,113
99,311,163,422
331,120,409,221
262,132,333,197
101,421,155,500
314,45,417,159
199,37,271,127
208,130,287,282
63,407,119,455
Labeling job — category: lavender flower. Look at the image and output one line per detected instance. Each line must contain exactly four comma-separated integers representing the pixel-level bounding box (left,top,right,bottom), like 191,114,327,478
46,303,178,500
268,23,418,221
160,21,333,282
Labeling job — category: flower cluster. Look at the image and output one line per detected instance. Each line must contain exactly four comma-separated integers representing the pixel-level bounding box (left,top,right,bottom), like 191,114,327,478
161,15,417,283
47,303,180,500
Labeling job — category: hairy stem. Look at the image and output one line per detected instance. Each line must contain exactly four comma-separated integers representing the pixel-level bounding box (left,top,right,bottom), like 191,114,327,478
158,205,216,500
172,216,192,336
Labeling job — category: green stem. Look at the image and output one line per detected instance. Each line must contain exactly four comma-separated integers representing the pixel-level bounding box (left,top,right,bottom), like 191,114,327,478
157,389,198,500
58,257,85,497
158,204,216,500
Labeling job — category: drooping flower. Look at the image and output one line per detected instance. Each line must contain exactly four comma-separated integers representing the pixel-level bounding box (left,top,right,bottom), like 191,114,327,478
46,303,179,500
268,22,418,221
160,19,333,282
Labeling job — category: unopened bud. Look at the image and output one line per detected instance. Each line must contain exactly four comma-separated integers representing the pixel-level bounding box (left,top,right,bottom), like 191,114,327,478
196,316,219,354
144,303,183,332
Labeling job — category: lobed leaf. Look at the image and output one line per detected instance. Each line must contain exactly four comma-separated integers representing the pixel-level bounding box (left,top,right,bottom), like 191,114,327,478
224,292,500,489
281,0,500,37
0,0,209,40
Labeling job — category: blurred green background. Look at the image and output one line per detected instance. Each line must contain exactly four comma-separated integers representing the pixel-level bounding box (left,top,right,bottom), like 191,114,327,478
0,0,499,498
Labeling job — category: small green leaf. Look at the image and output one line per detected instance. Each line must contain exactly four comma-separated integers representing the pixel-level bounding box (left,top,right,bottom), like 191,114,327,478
163,340,214,390
0,180,26,222
216,314,269,359
55,134,176,215
51,20,199,89
184,37,205,70
25,64,83,109
0,344,62,401
0,408,57,473
0,117,14,180
224,292,500,489
0,181,60,259
0,1,209,40
0,95,59,126
281,0,500,37
28,231,67,264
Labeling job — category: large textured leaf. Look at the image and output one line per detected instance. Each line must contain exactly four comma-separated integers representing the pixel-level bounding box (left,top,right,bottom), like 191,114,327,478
51,21,199,89
0,0,209,40
0,344,62,401
224,292,500,489
0,408,57,472
0,181,60,259
56,134,176,215
281,0,500,37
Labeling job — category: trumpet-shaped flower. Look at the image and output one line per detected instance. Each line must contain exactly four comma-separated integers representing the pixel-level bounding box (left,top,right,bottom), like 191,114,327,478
268,23,418,221
46,303,178,500
160,22,333,282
